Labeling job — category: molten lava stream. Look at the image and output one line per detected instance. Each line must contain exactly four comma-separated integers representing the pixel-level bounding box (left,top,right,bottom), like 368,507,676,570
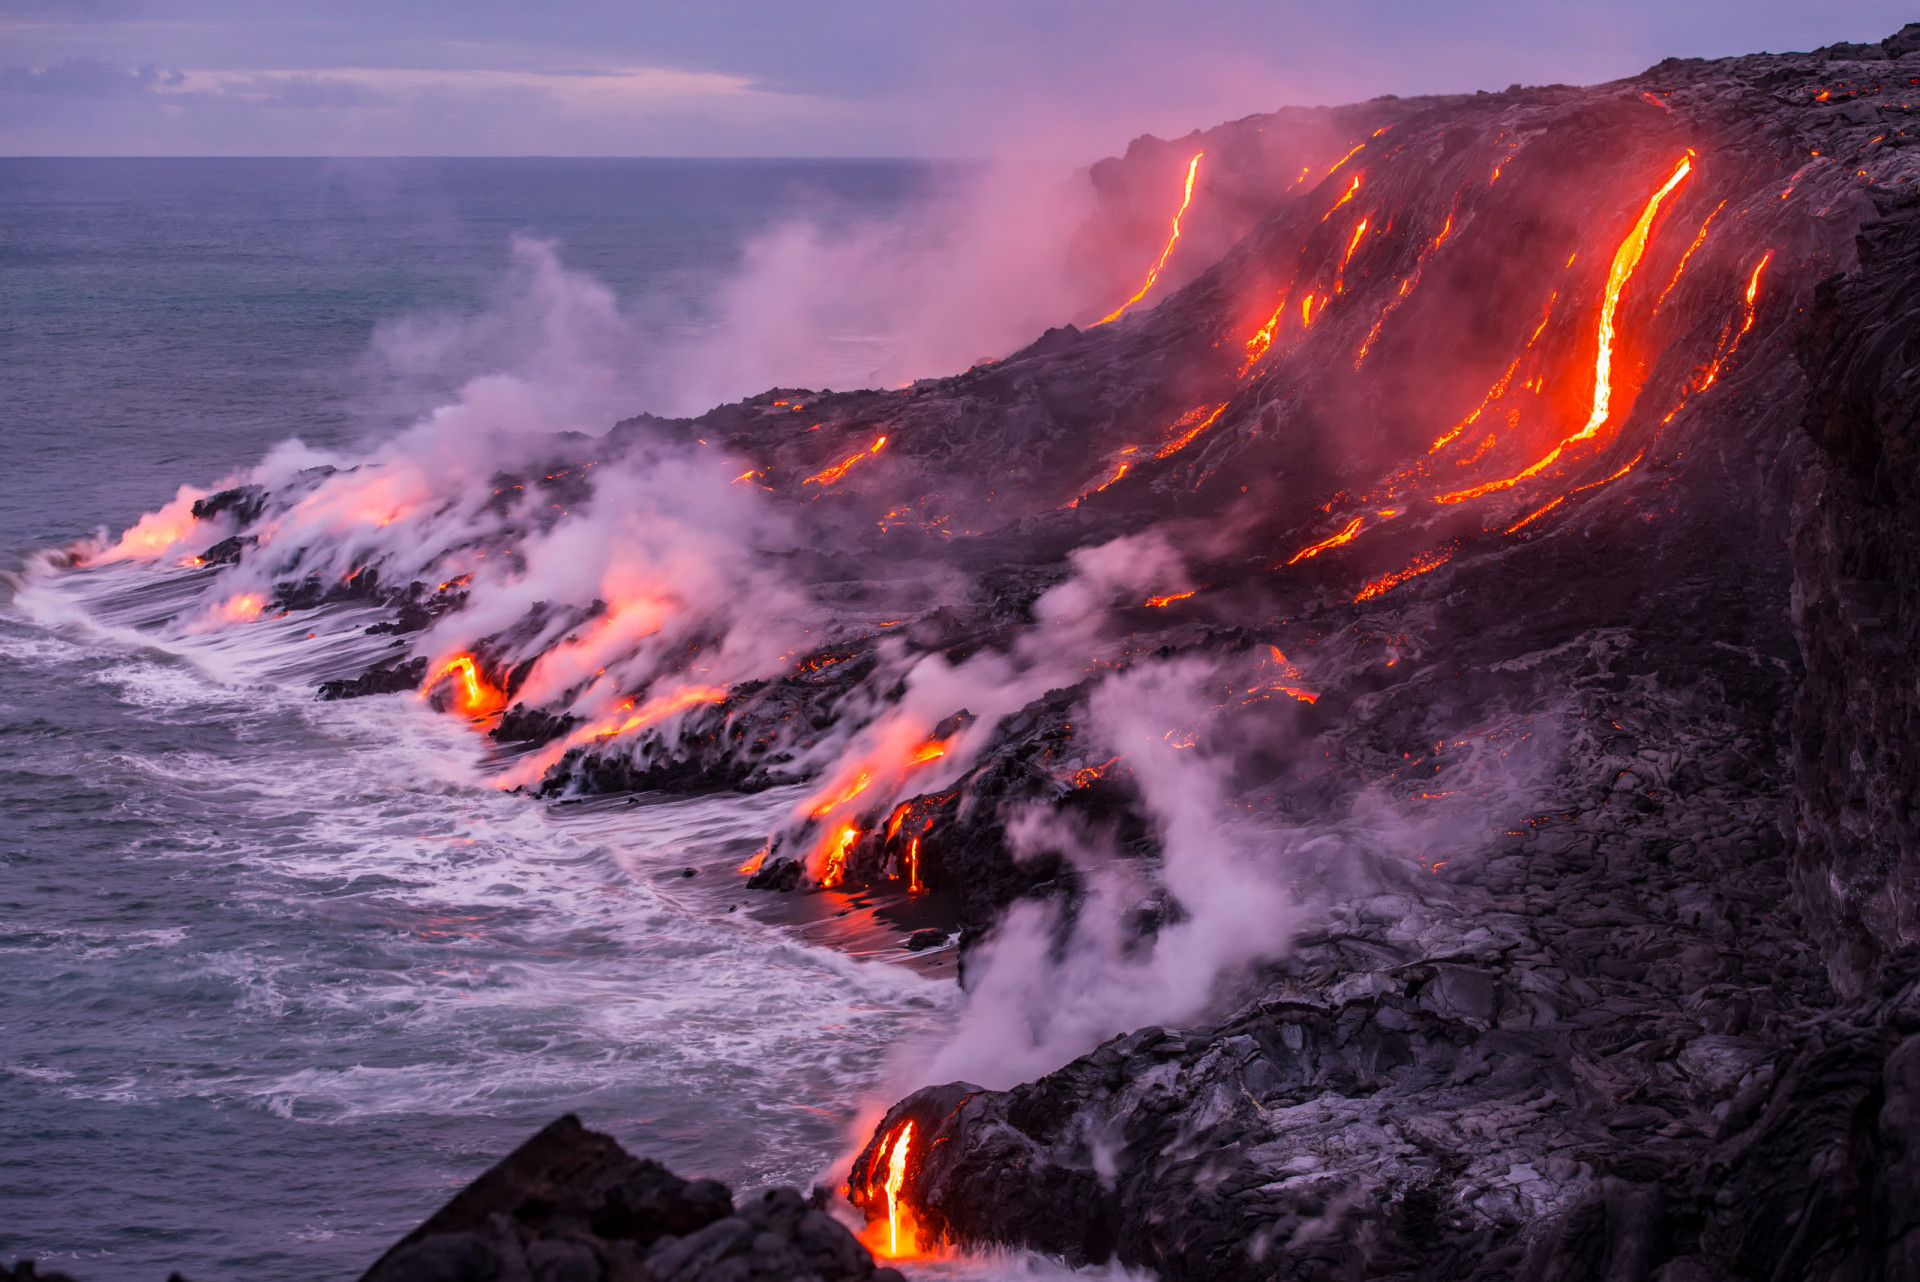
857,1121,928,1260
805,436,888,487
1437,154,1695,505
424,654,506,719
1097,152,1203,325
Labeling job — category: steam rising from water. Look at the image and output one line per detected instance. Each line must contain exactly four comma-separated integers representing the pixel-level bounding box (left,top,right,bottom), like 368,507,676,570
919,655,1302,1090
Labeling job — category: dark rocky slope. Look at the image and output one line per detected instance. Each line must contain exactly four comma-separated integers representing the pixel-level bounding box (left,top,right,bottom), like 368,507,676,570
829,25,1920,1282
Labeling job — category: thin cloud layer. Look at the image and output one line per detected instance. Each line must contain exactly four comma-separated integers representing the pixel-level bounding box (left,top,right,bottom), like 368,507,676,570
2,1,1915,155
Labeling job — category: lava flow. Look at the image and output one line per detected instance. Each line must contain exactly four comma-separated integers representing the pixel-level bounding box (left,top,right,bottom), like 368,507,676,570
805,435,888,486
1097,152,1203,325
853,1120,924,1260
423,654,506,718
1438,154,1694,504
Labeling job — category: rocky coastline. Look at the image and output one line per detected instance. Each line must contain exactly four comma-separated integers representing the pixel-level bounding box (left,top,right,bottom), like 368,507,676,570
23,19,1920,1282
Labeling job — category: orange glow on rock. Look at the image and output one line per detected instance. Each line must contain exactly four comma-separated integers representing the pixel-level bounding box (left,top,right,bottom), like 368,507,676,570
805,436,888,486
597,685,728,738
819,822,860,888
94,486,208,564
1262,647,1319,704
1335,218,1370,292
811,771,873,817
1244,299,1288,369
1071,456,1133,505
1320,175,1362,221
425,654,508,718
1325,141,1366,177
1504,495,1567,534
1144,589,1197,608
1355,549,1453,602
1654,199,1727,312
1286,515,1363,564
1437,156,1692,504
1098,152,1203,325
1156,403,1227,458
218,593,265,622
1579,156,1694,438
1429,303,1555,453
882,1122,917,1256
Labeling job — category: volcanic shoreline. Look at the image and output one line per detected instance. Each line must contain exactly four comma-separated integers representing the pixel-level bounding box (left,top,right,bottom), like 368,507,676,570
32,19,1920,1282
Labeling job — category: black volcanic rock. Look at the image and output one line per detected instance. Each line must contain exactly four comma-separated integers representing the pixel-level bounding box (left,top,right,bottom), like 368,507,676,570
816,30,1920,1282
189,485,266,526
0,1263,80,1282
319,656,428,701
1791,188,1920,997
361,1115,903,1282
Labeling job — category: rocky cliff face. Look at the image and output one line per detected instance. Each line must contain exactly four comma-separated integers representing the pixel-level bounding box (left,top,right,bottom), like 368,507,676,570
1792,184,1920,1000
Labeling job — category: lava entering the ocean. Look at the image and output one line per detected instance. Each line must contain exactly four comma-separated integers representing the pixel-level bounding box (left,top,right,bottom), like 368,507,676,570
424,654,506,718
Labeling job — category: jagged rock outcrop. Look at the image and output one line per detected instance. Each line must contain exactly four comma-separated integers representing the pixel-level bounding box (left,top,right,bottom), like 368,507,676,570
360,1114,903,1282
1792,185,1920,998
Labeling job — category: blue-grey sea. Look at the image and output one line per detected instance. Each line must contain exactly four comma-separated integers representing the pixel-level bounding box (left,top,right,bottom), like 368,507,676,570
0,158,973,1281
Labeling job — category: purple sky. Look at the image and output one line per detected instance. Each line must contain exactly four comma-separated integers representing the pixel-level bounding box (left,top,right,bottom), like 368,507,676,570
2,1,1913,157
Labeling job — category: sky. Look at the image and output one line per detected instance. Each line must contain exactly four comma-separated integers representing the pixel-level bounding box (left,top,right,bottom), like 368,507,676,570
2,1,1915,158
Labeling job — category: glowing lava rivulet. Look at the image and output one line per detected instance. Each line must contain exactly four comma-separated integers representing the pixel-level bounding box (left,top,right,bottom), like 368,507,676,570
1098,153,1204,325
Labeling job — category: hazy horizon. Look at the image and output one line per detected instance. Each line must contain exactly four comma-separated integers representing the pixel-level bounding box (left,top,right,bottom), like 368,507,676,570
2,1,1915,162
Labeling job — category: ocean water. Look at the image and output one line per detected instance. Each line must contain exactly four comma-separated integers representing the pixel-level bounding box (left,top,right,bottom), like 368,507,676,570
0,159,990,1281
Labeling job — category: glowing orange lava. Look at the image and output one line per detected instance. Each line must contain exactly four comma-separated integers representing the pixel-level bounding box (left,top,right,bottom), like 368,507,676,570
1438,155,1693,504
1325,141,1366,177
1692,250,1772,393
738,848,768,875
1144,589,1196,608
811,771,873,817
1504,495,1566,534
1071,454,1135,505
819,822,861,888
425,654,507,718
1579,156,1695,436
1286,516,1363,564
805,436,888,486
1098,152,1203,325
1427,302,1555,453
907,739,948,766
1653,199,1727,312
218,593,265,622
907,836,923,893
1320,175,1362,221
1262,646,1319,704
1335,218,1370,292
1072,756,1122,788
1156,403,1227,457
598,685,728,737
1244,300,1287,369
1355,549,1453,602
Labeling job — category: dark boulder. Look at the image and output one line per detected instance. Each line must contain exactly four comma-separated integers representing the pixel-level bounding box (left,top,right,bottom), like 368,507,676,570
361,1115,903,1282
319,656,429,701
